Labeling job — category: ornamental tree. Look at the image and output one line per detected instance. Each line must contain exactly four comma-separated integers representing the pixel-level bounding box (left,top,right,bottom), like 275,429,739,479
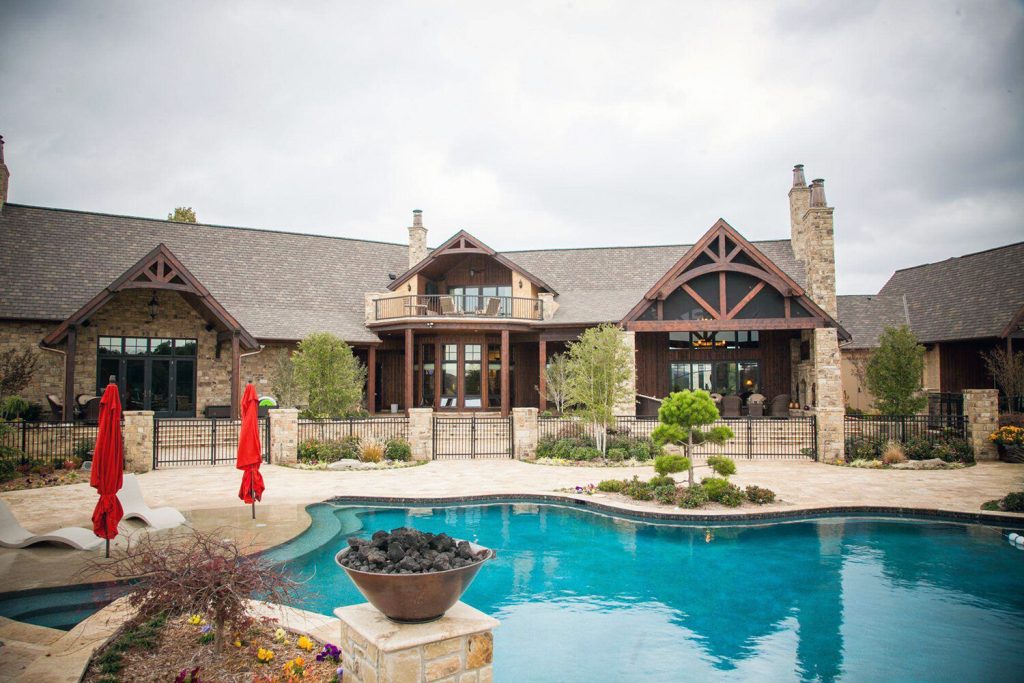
865,325,927,415
542,352,571,414
564,324,634,454
652,390,734,486
167,206,197,223
291,332,366,417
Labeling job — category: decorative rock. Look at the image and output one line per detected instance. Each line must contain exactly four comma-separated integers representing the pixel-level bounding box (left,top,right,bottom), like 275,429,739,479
341,528,489,574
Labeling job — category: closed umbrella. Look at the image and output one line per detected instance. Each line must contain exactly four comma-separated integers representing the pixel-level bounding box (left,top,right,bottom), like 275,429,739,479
236,383,265,519
91,381,124,558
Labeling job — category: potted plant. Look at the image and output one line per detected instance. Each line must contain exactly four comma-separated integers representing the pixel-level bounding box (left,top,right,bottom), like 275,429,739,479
990,425,1024,463
258,397,277,417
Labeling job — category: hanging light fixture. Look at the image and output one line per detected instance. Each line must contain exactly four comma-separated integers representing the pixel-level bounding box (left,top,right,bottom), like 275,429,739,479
148,293,159,321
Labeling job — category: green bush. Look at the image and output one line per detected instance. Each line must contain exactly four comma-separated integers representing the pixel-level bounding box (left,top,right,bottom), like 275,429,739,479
654,485,678,504
745,485,776,505
718,484,746,507
648,475,676,488
706,425,735,444
844,435,886,460
701,477,730,500
1001,492,1024,512
676,485,708,509
622,476,654,501
706,455,736,477
597,479,626,493
654,454,690,477
606,435,660,461
73,438,93,459
536,435,598,460
606,448,626,462
0,396,30,420
297,436,361,463
901,435,974,463
384,438,412,461
0,458,16,482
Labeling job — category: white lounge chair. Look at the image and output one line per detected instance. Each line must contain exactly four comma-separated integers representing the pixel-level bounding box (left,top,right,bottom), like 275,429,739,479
117,474,186,530
0,499,103,550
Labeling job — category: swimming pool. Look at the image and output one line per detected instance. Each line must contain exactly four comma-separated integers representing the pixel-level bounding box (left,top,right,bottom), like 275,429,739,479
266,501,1024,682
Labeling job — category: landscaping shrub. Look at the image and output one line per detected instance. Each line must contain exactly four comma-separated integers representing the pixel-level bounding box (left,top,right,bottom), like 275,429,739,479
845,435,885,460
654,454,690,477
606,447,626,462
676,485,709,509
622,476,654,501
0,458,15,482
745,485,776,505
718,484,746,507
597,479,626,493
359,438,386,463
607,435,660,461
999,413,1024,429
648,475,676,488
654,485,678,504
0,396,29,420
1001,492,1024,512
570,446,603,461
384,438,412,461
73,438,93,460
702,477,746,506
882,441,907,465
30,463,54,476
706,455,736,477
337,435,361,460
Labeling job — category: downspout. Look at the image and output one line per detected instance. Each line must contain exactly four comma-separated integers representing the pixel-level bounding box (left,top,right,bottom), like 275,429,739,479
238,343,265,382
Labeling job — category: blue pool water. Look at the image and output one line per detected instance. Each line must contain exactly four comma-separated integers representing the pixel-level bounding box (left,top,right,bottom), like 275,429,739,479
266,502,1024,683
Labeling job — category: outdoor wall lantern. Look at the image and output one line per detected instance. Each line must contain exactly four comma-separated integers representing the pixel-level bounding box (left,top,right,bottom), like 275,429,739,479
147,293,159,321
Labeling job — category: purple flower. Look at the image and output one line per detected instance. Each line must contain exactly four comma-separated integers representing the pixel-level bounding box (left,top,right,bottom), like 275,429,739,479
337,665,345,680
317,642,342,663
199,624,212,634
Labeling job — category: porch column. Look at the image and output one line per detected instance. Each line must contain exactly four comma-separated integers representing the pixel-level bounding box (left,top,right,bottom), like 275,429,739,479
404,329,414,413
500,330,510,417
367,346,377,414
63,324,77,422
538,339,547,413
230,332,241,419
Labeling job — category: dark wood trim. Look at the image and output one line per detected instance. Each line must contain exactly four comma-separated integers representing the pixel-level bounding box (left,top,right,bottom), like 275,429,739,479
230,333,241,419
404,329,414,412
718,271,727,316
501,330,510,417
63,325,76,422
367,320,537,334
1001,303,1024,338
627,318,823,332
727,281,765,319
681,284,721,320
538,339,547,412
663,262,793,299
367,345,376,413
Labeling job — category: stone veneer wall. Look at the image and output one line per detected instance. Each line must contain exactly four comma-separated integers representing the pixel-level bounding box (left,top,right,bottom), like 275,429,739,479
964,389,999,461
69,289,229,413
122,410,154,473
512,407,538,458
268,408,299,464
0,319,64,408
240,342,295,398
812,328,844,462
408,408,433,460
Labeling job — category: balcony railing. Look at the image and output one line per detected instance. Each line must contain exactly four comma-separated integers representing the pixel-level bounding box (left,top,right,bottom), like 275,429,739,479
373,294,544,322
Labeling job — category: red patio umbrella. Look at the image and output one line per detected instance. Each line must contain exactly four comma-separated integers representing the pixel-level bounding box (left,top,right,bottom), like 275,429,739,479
91,381,124,558
236,383,265,519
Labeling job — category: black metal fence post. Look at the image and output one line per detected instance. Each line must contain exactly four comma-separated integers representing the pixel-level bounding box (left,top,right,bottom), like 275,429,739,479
210,419,217,465
152,419,159,469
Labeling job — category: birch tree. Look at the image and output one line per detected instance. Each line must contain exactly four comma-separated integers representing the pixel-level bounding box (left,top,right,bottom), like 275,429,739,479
564,324,633,454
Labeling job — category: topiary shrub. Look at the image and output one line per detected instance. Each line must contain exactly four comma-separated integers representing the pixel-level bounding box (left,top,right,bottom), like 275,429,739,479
384,438,412,461
718,484,745,507
654,485,678,504
745,485,776,504
622,476,654,501
654,454,691,477
597,479,626,493
648,475,676,488
706,455,736,477
676,485,708,509
701,476,730,501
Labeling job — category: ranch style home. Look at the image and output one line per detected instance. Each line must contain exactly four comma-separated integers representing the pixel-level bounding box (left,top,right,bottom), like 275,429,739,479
0,136,1019,458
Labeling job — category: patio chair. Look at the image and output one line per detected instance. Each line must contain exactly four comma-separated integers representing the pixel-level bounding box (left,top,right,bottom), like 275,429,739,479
439,295,458,316
81,397,102,422
477,297,501,317
46,394,65,422
0,499,103,550
768,394,791,418
720,395,742,418
117,474,187,530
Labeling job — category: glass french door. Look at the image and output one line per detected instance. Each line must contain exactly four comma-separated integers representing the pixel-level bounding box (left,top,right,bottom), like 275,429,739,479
423,340,503,411
97,336,197,417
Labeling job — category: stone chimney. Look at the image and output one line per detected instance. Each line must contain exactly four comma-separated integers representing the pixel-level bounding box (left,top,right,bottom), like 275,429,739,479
0,136,10,213
788,167,836,318
408,209,428,269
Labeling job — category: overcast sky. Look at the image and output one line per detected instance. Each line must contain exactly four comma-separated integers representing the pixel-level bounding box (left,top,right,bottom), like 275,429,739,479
1,1,1021,294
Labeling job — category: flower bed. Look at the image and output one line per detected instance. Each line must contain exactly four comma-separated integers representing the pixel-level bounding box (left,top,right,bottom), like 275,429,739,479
297,436,413,466
82,613,343,683
530,456,652,468
532,434,661,464
0,458,86,491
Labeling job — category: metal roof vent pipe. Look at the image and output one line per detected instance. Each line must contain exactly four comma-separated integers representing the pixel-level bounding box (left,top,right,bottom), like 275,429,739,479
809,178,827,207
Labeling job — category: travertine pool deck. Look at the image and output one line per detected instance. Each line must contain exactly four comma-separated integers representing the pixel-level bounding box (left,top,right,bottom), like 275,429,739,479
1,459,1023,593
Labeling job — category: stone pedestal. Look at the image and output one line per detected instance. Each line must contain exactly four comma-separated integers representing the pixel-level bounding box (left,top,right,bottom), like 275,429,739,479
964,389,999,461
122,411,154,473
408,408,433,461
512,407,538,459
812,328,844,462
335,602,498,683
268,408,299,464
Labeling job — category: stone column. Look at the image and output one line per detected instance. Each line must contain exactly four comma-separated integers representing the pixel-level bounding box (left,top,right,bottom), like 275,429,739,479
268,408,299,464
964,389,999,461
336,602,498,683
408,408,433,461
812,328,844,462
512,407,538,459
614,330,637,416
122,411,154,473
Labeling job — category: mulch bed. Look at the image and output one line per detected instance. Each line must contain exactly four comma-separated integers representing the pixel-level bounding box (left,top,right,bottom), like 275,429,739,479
82,614,342,683
0,467,86,492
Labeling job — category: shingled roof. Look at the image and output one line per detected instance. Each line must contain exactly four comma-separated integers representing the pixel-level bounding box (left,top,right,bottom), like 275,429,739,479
878,241,1024,344
836,294,909,349
0,204,811,339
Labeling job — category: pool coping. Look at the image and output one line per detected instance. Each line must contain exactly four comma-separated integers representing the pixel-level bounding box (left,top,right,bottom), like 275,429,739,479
321,493,1024,527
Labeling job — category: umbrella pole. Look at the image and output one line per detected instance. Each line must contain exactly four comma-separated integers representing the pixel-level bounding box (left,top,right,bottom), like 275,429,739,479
105,538,110,559
251,485,256,519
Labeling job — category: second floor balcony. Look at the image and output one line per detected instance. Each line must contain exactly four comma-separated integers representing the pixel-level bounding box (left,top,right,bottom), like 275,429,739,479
372,294,544,322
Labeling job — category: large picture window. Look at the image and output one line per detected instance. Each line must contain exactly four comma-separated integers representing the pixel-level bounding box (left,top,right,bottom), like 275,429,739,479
96,336,197,416
668,331,759,350
448,286,513,314
670,361,760,397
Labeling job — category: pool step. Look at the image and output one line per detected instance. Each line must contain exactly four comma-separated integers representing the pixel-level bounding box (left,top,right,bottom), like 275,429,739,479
0,616,63,647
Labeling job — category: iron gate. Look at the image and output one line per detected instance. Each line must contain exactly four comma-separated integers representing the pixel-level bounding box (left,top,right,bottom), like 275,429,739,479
433,415,513,459
153,417,270,468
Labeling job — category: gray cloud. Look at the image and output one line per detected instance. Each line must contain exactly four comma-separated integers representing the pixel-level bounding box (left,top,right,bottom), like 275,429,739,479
1,0,1021,294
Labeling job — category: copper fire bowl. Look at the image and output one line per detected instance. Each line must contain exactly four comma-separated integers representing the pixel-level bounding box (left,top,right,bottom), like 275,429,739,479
335,540,494,623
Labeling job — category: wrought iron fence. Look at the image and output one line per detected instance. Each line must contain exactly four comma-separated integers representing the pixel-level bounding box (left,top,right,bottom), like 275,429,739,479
928,392,964,419
0,421,103,465
433,415,512,459
844,415,967,446
1000,395,1024,414
297,417,410,444
153,417,269,468
373,294,543,321
538,415,818,460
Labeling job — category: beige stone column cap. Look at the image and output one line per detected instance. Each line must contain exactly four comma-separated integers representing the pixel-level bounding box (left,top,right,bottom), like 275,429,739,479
335,602,498,653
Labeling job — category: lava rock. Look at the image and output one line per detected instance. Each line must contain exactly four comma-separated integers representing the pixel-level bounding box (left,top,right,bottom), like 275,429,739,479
339,528,489,574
